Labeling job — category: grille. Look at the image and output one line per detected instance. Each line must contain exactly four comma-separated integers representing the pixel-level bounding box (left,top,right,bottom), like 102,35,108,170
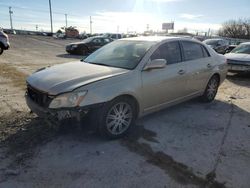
27,85,52,107
227,59,250,66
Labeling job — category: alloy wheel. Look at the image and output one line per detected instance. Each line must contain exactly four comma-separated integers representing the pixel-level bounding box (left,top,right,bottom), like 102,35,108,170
207,78,219,100
106,102,133,135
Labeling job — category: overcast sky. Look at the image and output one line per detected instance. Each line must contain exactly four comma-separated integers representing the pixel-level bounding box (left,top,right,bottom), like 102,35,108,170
0,0,249,33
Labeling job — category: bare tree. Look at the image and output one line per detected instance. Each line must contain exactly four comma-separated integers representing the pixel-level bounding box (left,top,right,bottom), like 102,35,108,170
218,19,250,39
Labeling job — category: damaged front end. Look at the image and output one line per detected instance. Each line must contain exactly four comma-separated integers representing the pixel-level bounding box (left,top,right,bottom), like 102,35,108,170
25,84,91,124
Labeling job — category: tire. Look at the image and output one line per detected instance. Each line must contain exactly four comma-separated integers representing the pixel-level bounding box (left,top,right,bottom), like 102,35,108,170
96,97,136,139
79,46,88,55
201,75,220,102
0,45,3,55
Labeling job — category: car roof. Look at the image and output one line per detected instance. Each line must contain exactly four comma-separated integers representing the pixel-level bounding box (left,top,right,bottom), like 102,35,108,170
120,36,187,42
88,36,109,39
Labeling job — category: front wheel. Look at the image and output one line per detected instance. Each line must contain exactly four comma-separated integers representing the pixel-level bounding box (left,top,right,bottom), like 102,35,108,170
201,75,220,102
0,46,3,55
98,97,136,139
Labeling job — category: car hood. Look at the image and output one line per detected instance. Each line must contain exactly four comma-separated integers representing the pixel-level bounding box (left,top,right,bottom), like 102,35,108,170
208,44,216,48
225,53,250,62
27,61,129,95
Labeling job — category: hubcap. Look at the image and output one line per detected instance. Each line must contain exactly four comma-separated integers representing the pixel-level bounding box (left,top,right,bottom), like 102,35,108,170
106,102,133,135
207,78,218,100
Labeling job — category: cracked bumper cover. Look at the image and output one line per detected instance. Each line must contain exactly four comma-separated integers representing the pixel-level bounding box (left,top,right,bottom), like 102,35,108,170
25,94,104,121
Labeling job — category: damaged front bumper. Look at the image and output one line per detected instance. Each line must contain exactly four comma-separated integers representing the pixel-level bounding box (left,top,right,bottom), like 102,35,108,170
25,94,103,123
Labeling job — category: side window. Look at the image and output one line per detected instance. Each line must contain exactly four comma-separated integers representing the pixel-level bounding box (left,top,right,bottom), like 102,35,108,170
151,41,182,65
92,38,102,44
104,38,111,44
182,41,204,61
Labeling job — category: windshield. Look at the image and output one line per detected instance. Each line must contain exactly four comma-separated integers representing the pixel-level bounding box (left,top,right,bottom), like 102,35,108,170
84,40,155,70
82,37,96,43
204,39,220,45
231,44,250,54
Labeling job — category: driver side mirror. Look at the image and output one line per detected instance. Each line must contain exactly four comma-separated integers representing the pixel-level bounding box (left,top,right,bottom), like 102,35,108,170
143,59,167,71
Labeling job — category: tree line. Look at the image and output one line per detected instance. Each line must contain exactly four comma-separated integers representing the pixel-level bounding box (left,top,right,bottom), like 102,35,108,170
218,19,250,39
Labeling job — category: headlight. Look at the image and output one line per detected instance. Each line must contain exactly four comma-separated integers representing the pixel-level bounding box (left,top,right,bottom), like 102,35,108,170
49,90,87,109
71,44,78,48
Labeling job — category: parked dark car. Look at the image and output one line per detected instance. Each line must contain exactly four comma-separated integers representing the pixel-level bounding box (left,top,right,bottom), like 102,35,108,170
66,36,113,55
0,30,10,55
203,39,229,54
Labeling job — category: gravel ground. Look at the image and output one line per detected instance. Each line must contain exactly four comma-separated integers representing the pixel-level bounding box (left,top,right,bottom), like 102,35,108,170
0,35,250,188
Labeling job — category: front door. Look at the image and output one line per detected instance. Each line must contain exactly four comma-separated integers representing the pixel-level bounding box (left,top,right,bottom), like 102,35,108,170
141,41,189,112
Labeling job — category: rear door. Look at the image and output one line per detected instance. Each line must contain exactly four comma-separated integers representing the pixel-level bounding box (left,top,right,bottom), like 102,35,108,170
141,41,189,111
181,41,213,94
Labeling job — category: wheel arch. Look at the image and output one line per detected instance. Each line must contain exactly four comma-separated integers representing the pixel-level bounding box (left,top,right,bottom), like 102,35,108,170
111,94,140,118
211,73,221,84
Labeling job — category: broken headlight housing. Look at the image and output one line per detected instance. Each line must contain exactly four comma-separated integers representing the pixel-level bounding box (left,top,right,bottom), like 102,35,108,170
49,90,87,109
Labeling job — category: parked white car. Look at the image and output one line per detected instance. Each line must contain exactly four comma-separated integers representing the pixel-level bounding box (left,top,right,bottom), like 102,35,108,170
25,36,228,138
225,42,250,73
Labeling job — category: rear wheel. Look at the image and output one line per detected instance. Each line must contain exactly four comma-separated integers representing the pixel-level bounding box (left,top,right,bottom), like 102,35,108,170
97,97,136,139
201,75,220,102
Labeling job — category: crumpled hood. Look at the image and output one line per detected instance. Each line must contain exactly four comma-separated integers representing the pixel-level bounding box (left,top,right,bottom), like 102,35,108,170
27,61,129,95
225,53,250,62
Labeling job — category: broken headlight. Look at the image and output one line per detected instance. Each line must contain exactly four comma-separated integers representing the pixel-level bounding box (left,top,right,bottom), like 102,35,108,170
49,90,87,109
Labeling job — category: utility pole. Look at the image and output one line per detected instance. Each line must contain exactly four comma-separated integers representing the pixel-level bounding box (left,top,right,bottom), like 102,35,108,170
146,24,149,32
9,7,13,30
65,14,68,28
48,0,53,34
90,16,93,34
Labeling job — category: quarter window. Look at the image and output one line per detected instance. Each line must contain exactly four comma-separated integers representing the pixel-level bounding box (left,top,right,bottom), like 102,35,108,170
151,41,182,64
182,41,204,61
201,46,210,57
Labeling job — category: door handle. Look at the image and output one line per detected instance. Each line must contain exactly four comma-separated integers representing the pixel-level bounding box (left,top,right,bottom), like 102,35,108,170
207,64,212,68
178,70,185,75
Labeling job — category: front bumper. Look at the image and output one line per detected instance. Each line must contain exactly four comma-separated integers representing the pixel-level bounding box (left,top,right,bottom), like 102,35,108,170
228,64,250,73
3,42,10,50
66,45,76,53
25,94,104,122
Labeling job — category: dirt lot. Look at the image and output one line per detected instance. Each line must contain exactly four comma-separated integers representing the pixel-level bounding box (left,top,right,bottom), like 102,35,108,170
0,35,250,188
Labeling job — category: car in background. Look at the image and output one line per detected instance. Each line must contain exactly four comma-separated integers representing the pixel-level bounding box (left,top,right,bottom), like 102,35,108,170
0,30,10,55
225,42,250,73
66,36,113,55
103,33,122,40
203,39,229,54
225,45,237,53
25,36,227,139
